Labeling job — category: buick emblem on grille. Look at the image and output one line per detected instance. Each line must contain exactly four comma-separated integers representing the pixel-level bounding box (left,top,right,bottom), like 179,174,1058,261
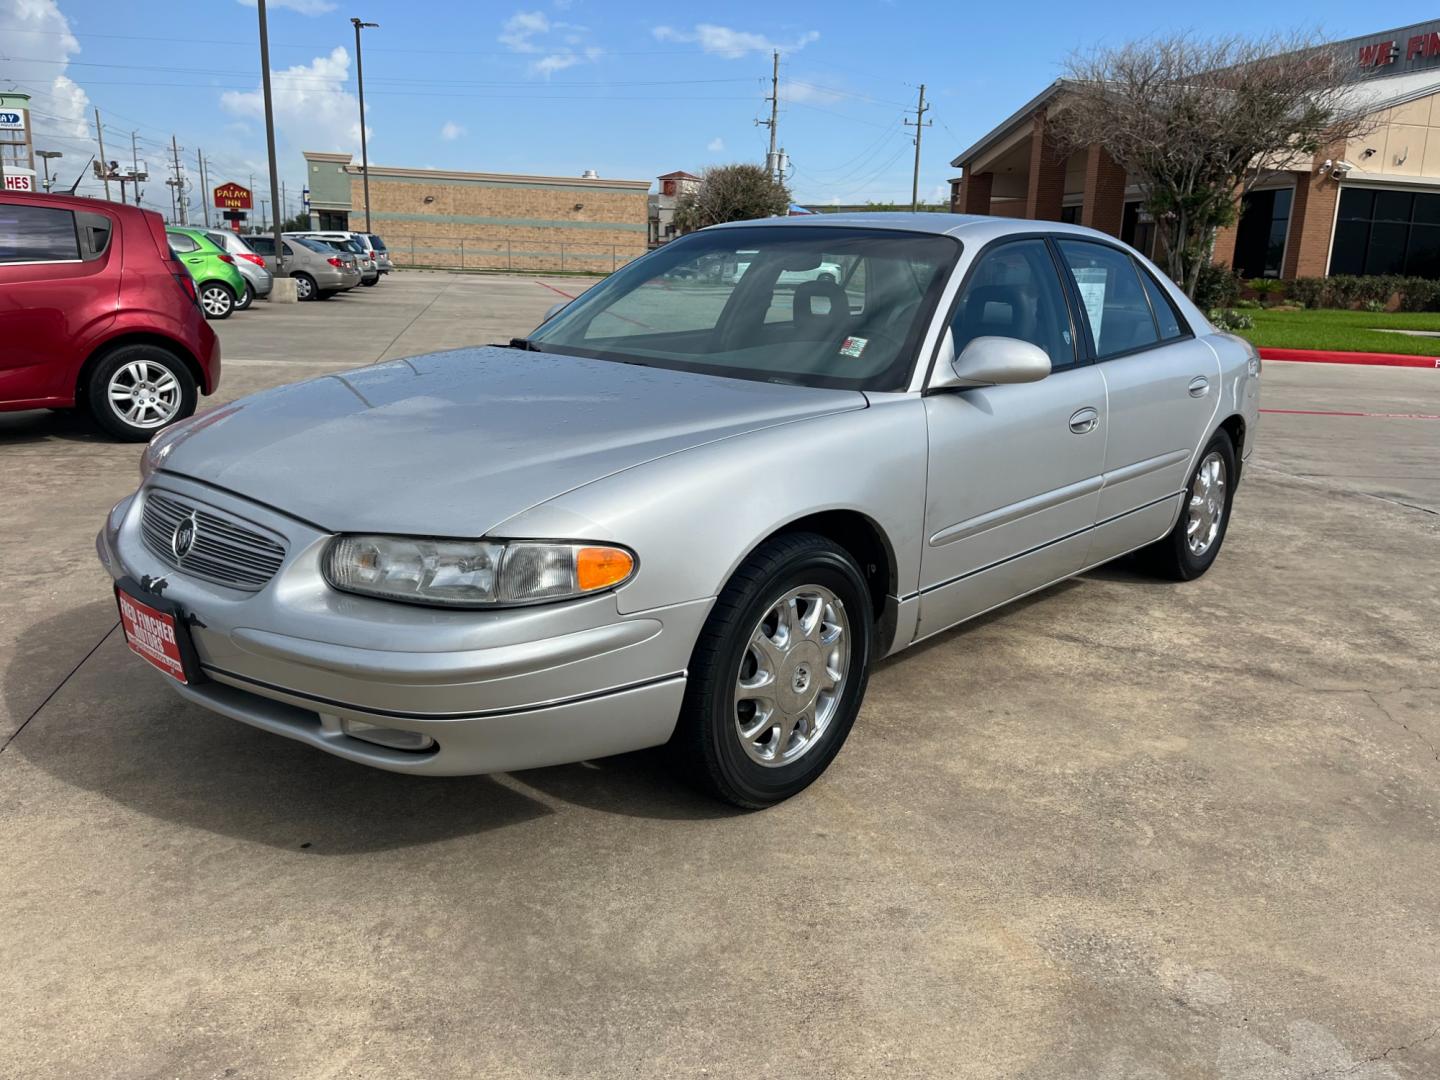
171,513,198,560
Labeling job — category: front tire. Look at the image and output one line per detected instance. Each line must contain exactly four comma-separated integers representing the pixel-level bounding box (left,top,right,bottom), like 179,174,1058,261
199,282,235,320
1139,429,1236,581
85,345,197,442
671,533,873,808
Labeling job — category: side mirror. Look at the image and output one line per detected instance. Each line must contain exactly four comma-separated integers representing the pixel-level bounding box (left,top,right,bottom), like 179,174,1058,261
931,333,1051,389
540,300,568,325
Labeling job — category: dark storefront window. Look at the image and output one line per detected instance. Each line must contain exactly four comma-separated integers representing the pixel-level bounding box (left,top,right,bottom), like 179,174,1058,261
1329,187,1440,278
1232,188,1293,279
1060,205,1080,224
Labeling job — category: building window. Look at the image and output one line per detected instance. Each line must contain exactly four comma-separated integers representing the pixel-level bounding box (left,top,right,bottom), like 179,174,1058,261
1060,205,1081,225
1232,188,1293,279
1329,187,1440,278
317,210,349,230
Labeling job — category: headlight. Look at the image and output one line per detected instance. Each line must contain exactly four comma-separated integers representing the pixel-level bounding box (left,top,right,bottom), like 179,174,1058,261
322,536,636,608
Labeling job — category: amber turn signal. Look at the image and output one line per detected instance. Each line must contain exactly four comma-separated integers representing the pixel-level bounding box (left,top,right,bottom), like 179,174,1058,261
576,546,635,591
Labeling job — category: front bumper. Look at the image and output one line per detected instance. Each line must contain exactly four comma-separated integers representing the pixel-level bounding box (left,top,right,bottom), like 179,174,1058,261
97,478,709,776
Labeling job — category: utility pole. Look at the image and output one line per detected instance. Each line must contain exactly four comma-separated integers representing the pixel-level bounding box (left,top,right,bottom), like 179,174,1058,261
169,136,188,224
755,49,780,181
256,0,285,270
352,17,379,232
904,83,931,213
197,149,210,227
94,108,111,201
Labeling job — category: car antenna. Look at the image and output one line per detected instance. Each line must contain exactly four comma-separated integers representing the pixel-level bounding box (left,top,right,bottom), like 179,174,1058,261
66,157,94,196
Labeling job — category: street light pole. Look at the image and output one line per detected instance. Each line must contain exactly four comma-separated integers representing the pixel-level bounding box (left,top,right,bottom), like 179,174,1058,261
37,150,62,193
351,17,379,233
256,0,285,271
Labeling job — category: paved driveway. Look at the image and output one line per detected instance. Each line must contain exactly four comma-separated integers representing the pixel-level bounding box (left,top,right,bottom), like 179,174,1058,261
1,275,1436,1078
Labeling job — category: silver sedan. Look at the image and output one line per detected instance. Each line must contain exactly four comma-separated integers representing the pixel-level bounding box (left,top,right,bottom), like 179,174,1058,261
97,214,1260,807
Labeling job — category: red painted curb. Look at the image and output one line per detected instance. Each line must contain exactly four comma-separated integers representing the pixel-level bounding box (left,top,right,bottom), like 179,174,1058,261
1258,347,1439,369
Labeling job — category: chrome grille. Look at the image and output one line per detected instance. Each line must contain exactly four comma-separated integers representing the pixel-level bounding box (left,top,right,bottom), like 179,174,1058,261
140,490,287,591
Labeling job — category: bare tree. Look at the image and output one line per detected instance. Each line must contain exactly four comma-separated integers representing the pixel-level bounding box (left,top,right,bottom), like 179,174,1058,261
1051,32,1374,295
673,164,791,233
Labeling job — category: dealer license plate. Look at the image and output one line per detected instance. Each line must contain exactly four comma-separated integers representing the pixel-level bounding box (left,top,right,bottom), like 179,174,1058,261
115,584,193,684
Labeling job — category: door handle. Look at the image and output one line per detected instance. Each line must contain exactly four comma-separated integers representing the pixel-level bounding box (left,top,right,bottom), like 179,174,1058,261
1188,376,1211,397
1069,407,1099,434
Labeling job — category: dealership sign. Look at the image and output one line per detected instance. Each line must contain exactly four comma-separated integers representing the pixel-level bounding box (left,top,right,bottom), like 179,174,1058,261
213,182,253,210
3,173,34,191
1354,24,1440,72
0,110,24,131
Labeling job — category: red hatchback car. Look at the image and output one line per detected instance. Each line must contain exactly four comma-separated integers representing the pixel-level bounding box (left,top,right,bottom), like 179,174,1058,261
0,192,220,441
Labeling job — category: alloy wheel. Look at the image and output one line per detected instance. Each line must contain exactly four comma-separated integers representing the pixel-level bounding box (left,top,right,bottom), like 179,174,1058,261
200,284,232,318
107,360,181,429
1186,451,1227,556
733,585,850,767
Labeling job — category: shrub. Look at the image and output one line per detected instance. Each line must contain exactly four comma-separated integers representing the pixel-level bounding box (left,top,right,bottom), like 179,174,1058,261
1207,307,1255,331
1398,278,1440,312
1247,278,1285,295
1234,298,1262,309
1362,298,1387,312
1325,275,1365,308
1288,277,1326,308
1195,264,1243,309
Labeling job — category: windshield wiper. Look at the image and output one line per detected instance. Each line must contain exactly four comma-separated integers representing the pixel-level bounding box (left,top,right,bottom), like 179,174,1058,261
492,337,543,351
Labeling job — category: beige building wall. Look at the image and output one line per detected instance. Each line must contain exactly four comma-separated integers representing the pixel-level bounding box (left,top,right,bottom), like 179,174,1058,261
1345,90,1440,178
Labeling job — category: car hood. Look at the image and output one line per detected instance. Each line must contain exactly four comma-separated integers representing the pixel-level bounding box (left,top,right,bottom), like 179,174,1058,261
159,347,865,536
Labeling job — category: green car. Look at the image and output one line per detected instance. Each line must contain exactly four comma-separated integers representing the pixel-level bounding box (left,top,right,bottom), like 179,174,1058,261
166,227,246,320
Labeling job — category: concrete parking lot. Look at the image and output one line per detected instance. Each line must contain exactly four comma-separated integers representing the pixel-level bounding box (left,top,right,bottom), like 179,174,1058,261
1,272,1436,1079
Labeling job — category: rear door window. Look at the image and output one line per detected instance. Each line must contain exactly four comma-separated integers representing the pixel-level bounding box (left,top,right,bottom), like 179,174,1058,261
167,232,200,254
1055,239,1160,358
1136,265,1188,340
0,203,81,263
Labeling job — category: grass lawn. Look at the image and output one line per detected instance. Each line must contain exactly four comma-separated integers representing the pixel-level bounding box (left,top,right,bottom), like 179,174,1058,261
1236,309,1440,356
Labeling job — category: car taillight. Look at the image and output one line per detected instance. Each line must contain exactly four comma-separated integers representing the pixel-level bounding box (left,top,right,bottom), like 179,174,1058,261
172,269,198,306
328,257,343,268
239,252,266,267
217,253,234,263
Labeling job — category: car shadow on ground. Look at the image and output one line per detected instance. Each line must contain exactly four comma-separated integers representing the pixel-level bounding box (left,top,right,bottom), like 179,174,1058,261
5,604,738,854
0,408,113,445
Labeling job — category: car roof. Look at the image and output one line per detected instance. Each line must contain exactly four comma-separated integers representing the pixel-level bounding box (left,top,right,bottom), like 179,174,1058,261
703,211,1132,247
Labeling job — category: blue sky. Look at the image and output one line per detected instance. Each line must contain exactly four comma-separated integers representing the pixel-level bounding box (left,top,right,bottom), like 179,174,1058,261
0,0,1417,220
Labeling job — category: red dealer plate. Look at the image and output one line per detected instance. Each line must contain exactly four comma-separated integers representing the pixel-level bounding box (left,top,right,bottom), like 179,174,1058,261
116,586,190,684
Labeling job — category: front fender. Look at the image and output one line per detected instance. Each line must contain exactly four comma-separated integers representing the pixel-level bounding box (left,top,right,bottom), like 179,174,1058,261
492,396,930,617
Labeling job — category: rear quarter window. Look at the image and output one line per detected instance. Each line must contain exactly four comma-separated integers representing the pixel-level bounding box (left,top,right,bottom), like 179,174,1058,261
0,203,81,263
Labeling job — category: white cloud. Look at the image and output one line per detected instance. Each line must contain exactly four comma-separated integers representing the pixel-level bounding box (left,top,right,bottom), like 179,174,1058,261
706,137,725,152
220,47,367,156
781,79,844,105
440,120,465,141
235,0,338,14
499,11,550,52
499,8,600,78
652,24,819,60
0,0,92,148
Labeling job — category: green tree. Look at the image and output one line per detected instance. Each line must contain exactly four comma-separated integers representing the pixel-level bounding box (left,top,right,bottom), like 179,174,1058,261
1053,32,1374,296
673,164,791,233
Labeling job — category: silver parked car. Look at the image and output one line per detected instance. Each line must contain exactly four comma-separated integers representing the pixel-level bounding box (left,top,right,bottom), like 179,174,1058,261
289,230,388,284
204,230,273,310
98,215,1260,807
245,234,361,300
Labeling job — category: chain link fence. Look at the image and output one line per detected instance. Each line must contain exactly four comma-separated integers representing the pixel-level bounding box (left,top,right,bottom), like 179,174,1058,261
388,235,646,274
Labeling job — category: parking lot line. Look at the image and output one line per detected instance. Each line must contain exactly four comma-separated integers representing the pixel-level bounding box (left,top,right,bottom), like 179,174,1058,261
1260,407,1440,420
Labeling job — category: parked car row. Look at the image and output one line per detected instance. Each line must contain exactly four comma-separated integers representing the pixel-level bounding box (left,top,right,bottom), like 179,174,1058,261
0,191,394,440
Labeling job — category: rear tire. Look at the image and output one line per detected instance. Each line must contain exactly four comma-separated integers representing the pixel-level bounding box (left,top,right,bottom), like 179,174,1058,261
670,533,873,808
293,273,317,301
361,277,379,287
1138,429,1236,581
236,281,254,310
85,345,197,442
198,282,235,320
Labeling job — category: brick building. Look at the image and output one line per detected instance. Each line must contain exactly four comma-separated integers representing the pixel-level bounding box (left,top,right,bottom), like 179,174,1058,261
303,152,651,273
949,21,1440,280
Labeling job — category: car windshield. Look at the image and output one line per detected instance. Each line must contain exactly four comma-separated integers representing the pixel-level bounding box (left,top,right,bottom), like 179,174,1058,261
527,225,958,391
367,234,386,251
